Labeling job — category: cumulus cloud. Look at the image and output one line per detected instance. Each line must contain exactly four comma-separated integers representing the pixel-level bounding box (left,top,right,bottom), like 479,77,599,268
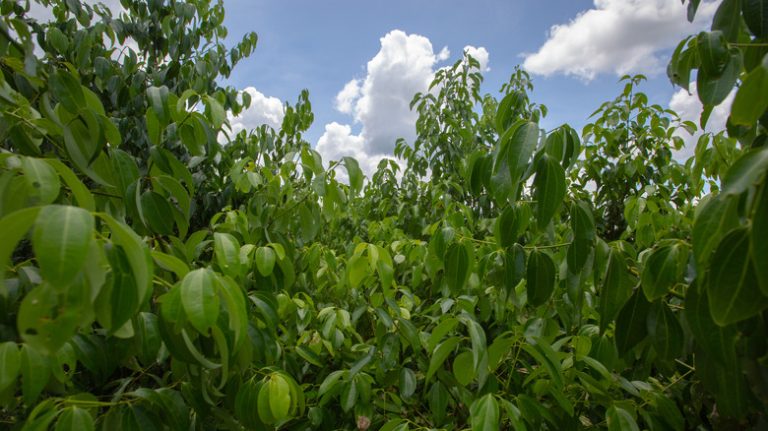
318,30,490,177
523,0,718,80
226,87,284,137
464,45,490,72
668,82,734,159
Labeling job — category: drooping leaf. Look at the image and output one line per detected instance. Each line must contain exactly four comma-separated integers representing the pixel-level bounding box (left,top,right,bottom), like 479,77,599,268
707,227,768,325
641,243,688,301
599,249,634,332
526,250,556,307
606,406,639,431
730,59,768,126
647,302,684,361
742,0,768,38
0,342,20,393
33,205,94,287
180,268,219,334
533,154,566,229
445,242,471,293
469,394,499,431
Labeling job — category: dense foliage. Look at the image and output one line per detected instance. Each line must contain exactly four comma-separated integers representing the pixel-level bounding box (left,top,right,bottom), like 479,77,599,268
1,0,767,429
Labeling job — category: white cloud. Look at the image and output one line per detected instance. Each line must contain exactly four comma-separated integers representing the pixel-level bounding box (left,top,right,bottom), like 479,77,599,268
318,30,490,177
227,87,284,136
523,0,718,80
669,82,734,160
464,45,490,72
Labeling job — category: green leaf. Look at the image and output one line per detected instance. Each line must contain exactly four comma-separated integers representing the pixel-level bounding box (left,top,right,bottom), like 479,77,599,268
722,146,768,195
647,303,684,361
44,159,95,211
470,394,500,431
692,194,739,269
0,206,41,294
697,50,740,106
522,340,564,389
54,406,94,431
0,342,20,392
426,336,461,382
496,205,522,248
342,156,364,195
452,351,475,386
685,284,736,365
606,406,639,431
505,244,527,295
180,268,219,334
713,0,742,41
742,0,768,38
214,233,241,277
494,121,537,200
49,70,85,112
753,183,768,294
641,243,687,301
568,201,595,271
21,344,49,405
21,157,60,206
614,288,651,356
151,251,190,279
139,191,175,235
707,227,768,325
255,246,276,277
341,380,358,413
345,254,367,289
399,367,417,398
697,31,729,76
267,374,292,422
526,250,556,307
98,213,153,305
533,154,566,229
730,59,768,126
445,242,471,293
599,249,634,332
33,205,94,287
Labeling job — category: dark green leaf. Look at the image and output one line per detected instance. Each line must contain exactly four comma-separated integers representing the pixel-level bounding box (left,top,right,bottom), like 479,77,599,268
707,227,768,325
641,243,687,301
606,406,639,431
599,249,634,332
615,288,651,356
742,0,768,38
0,342,20,392
647,303,684,361
526,250,556,307
445,242,471,293
753,182,768,294
730,59,768,126
534,154,566,229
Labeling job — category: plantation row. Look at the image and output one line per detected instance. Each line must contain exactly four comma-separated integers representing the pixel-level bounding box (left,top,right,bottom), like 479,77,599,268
0,0,767,429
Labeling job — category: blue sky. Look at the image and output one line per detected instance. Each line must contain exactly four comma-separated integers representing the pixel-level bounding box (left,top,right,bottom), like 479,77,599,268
216,0,730,173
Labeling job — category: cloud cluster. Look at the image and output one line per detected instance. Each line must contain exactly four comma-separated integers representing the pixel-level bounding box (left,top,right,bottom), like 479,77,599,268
669,83,734,159
523,0,718,80
318,30,490,177
228,87,285,136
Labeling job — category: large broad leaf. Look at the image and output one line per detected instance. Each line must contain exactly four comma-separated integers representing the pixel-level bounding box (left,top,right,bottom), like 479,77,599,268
504,244,526,295
426,336,461,382
342,156,364,195
606,406,639,431
469,394,500,431
20,344,49,405
697,50,740,106
730,58,768,126
180,268,219,334
647,302,684,361
707,227,768,326
615,288,651,356
641,243,688,301
685,284,737,365
692,194,739,269
214,233,241,278
45,159,95,211
32,205,94,287
0,207,41,294
722,146,768,195
599,249,634,332
21,157,60,206
568,201,595,272
496,205,523,248
533,154,566,229
0,342,20,393
743,0,768,38
753,183,768,294
55,406,94,431
526,250,556,307
255,246,277,277
139,191,175,235
445,242,471,293
493,121,538,200
696,31,729,76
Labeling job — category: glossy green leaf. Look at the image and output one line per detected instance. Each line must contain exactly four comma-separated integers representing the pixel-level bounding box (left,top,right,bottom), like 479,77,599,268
0,206,41,294
426,336,461,382
343,156,363,195
647,303,684,361
568,200,595,272
722,146,768,195
730,59,768,126
98,213,153,305
469,394,499,431
696,31,729,75
753,183,768,294
139,191,175,235
743,0,768,37
445,242,471,293
0,342,20,392
21,344,49,405
255,246,276,277
533,154,566,229
45,159,95,211
599,249,633,332
180,268,219,334
606,406,639,431
527,250,555,307
697,50,740,106
54,406,94,431
21,157,60,205
707,227,768,325
692,194,739,269
641,243,687,301
33,205,94,286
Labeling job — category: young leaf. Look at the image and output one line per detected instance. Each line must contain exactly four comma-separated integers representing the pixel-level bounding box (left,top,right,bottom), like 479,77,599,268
255,246,276,277
33,205,94,287
180,268,219,334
